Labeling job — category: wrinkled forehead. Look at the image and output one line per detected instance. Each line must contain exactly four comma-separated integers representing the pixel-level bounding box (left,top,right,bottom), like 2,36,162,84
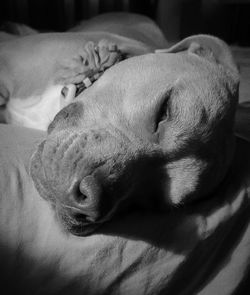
95,53,218,93
82,52,221,109
72,52,231,136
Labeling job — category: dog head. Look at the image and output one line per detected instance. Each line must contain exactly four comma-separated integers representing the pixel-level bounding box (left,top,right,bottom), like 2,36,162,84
30,35,239,236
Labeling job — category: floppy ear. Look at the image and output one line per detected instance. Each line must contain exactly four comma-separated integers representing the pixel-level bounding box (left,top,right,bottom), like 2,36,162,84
164,141,236,206
156,34,239,83
156,35,239,205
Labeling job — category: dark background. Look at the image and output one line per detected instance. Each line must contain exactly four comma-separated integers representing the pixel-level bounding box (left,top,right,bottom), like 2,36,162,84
0,0,250,45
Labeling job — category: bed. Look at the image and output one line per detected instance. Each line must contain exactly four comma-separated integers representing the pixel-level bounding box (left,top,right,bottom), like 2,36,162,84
0,25,250,295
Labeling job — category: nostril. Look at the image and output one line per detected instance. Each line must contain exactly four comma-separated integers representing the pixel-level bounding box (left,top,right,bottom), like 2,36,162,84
73,175,101,209
70,175,105,223
74,186,88,205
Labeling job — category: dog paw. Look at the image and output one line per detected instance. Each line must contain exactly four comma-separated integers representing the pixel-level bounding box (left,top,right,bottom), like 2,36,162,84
56,40,122,86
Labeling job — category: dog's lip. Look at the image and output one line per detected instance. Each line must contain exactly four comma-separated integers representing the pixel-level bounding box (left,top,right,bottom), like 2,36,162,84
68,222,102,236
60,204,96,223
57,203,105,236
66,212,103,236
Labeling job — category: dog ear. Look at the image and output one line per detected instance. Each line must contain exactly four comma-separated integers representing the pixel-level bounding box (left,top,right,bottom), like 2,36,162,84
156,35,239,83
164,137,235,206
156,35,239,206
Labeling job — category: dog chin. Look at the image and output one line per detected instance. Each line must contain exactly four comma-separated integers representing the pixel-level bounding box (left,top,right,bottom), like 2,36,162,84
56,207,102,236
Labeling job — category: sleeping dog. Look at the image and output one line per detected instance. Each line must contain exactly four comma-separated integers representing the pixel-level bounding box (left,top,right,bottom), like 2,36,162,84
0,14,239,235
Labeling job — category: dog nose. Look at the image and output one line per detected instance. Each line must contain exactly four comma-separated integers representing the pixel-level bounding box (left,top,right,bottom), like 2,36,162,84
72,175,104,222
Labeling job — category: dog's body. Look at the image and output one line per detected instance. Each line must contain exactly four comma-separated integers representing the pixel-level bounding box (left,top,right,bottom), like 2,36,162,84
0,13,239,236
0,13,167,129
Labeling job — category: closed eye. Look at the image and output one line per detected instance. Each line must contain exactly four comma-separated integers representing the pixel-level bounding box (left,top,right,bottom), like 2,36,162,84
154,89,172,132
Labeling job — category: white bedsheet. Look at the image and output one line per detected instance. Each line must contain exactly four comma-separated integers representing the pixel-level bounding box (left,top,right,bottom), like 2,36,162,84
0,108,250,295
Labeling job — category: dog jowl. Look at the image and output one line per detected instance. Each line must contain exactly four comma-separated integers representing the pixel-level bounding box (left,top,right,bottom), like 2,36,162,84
30,123,167,236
